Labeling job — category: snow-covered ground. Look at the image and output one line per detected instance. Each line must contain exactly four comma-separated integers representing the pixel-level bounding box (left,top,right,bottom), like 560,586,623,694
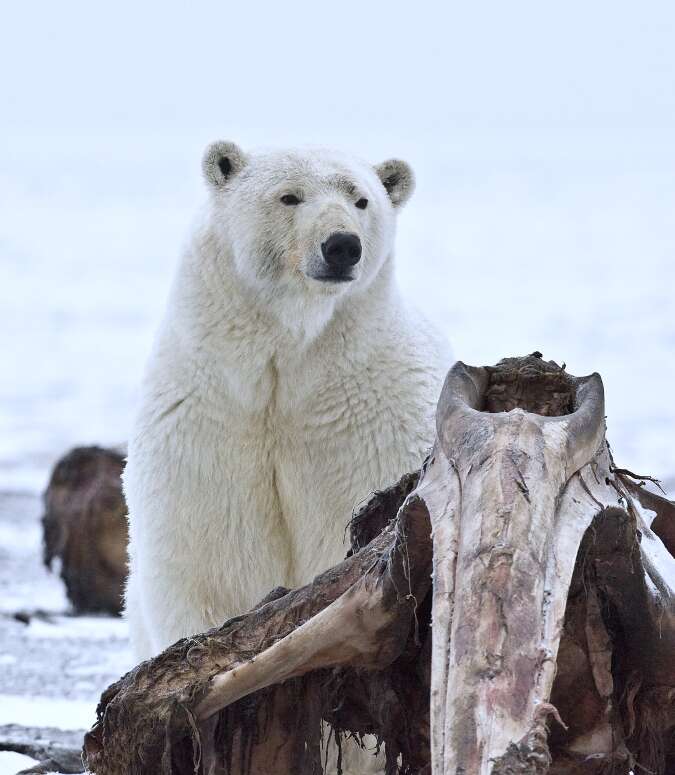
0,492,132,774
0,753,39,775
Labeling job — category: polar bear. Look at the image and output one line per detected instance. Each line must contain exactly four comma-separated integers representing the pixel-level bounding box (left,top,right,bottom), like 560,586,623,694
123,141,450,767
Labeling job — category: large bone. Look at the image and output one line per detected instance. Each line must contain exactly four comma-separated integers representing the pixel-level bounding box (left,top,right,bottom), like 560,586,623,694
426,358,608,774
83,355,675,775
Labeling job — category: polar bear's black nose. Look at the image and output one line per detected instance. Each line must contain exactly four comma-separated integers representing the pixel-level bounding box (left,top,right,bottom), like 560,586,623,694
321,232,362,269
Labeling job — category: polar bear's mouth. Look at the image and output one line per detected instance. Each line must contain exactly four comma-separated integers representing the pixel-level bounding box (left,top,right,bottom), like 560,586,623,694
311,272,355,284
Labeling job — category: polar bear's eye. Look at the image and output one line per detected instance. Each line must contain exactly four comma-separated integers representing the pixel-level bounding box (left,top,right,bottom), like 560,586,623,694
355,198,368,210
280,194,301,206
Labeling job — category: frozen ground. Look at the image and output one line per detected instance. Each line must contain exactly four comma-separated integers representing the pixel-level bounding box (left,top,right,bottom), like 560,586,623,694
0,492,132,774
0,754,39,775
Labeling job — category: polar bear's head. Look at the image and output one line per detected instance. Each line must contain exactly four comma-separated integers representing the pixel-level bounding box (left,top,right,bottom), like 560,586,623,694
201,142,414,322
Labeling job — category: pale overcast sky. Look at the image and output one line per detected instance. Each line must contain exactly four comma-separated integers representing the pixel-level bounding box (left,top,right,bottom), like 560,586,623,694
3,1,674,145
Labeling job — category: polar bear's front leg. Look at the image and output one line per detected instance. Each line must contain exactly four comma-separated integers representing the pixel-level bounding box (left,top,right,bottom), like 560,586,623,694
124,570,155,661
124,397,295,657
127,555,230,657
147,590,216,656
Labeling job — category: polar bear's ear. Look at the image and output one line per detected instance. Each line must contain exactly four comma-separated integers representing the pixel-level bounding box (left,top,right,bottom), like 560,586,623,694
374,159,415,208
202,141,248,188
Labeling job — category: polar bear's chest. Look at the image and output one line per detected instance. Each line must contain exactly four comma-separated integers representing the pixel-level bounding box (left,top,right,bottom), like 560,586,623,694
266,373,421,583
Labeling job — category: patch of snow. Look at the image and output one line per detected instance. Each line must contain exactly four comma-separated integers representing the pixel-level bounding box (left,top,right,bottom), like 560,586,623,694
0,751,40,775
0,494,133,719
25,615,128,641
0,494,70,616
0,695,93,731
0,522,41,555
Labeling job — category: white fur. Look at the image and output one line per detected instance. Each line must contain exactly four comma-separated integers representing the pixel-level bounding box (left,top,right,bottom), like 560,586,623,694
124,144,450,769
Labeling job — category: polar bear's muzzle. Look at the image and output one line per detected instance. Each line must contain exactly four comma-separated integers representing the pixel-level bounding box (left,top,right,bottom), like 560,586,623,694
311,231,362,282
